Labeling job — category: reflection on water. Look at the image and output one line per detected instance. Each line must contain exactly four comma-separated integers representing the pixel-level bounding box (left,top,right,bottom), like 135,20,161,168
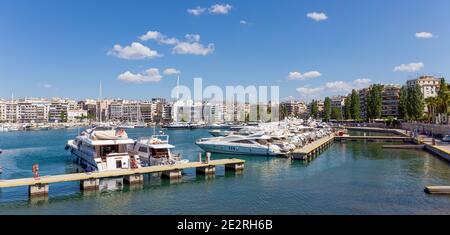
1,128,450,214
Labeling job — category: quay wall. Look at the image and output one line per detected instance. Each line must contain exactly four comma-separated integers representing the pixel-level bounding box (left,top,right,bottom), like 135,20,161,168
401,123,450,137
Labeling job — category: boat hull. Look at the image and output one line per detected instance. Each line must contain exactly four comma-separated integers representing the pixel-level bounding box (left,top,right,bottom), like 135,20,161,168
195,142,280,156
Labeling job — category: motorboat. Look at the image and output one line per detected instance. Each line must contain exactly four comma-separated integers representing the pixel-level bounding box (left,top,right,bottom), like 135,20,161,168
196,134,284,156
65,127,141,172
128,134,187,166
162,122,191,129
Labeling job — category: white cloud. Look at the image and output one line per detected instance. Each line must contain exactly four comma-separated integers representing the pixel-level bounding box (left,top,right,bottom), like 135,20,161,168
139,31,215,56
187,6,206,16
117,68,163,83
296,86,325,95
139,31,178,45
353,78,371,85
415,32,433,39
209,4,232,14
172,41,215,55
306,12,328,21
163,68,181,75
393,62,424,72
240,20,247,25
325,81,352,91
43,84,53,89
287,71,322,80
185,34,201,42
108,42,161,60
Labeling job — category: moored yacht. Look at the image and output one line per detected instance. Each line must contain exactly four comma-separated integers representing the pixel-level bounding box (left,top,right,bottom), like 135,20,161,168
195,134,284,156
128,134,188,166
65,127,141,172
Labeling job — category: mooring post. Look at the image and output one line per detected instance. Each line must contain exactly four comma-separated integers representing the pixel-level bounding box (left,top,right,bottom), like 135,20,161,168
198,152,203,163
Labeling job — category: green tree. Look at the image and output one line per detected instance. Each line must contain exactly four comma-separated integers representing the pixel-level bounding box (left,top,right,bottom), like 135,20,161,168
310,100,319,119
323,97,331,122
350,89,360,120
398,86,408,121
437,77,449,123
407,84,424,121
331,107,343,120
343,95,351,120
425,97,438,123
367,84,383,121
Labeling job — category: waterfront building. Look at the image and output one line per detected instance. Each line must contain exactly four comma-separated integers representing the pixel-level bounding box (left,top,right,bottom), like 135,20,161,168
162,103,172,122
108,100,124,121
48,98,69,123
382,84,401,117
406,76,442,99
67,109,88,122
330,96,346,112
358,88,369,119
17,98,50,123
0,100,6,121
139,101,152,122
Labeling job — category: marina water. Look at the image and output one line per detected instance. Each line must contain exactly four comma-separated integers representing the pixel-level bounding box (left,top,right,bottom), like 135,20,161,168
1,128,450,214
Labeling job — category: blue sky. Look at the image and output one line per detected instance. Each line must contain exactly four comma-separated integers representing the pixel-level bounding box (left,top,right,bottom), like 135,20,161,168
0,0,449,101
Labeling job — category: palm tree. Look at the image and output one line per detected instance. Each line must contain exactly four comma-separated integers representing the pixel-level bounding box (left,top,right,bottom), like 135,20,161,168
425,97,438,123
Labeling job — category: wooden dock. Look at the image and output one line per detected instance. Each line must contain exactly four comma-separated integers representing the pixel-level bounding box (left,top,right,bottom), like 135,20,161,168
0,158,245,197
334,136,413,142
424,186,450,194
291,135,335,160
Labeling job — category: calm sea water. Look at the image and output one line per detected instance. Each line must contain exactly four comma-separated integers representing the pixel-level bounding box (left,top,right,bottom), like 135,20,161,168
1,128,450,214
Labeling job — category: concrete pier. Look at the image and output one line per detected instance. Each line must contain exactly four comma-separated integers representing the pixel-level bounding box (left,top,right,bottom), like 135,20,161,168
28,183,48,197
123,174,144,184
291,135,335,160
196,165,216,175
0,158,245,199
80,178,100,190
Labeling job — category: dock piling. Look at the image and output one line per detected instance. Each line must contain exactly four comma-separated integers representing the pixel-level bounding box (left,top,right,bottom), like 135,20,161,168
80,178,100,190
28,183,48,197
162,169,182,179
225,162,244,171
123,174,144,185
196,165,216,175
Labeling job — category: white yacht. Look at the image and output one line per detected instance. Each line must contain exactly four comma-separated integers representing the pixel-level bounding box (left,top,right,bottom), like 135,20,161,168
65,127,141,172
195,135,284,156
128,135,188,166
162,122,191,129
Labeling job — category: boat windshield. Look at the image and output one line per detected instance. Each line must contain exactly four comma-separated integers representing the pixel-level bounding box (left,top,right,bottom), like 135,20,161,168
151,135,169,143
256,139,268,145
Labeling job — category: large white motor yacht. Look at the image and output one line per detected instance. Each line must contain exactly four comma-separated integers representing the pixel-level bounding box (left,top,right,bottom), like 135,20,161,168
65,127,141,172
195,134,283,156
128,134,188,166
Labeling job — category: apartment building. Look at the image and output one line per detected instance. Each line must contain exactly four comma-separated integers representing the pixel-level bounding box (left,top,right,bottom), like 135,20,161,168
406,76,441,99
382,85,401,117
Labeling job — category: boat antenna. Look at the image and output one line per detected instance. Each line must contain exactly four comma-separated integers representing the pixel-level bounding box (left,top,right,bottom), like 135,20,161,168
176,75,180,101
98,81,103,123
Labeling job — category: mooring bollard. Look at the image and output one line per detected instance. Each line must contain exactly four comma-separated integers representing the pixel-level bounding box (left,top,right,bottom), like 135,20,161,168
206,152,211,163
198,152,203,163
